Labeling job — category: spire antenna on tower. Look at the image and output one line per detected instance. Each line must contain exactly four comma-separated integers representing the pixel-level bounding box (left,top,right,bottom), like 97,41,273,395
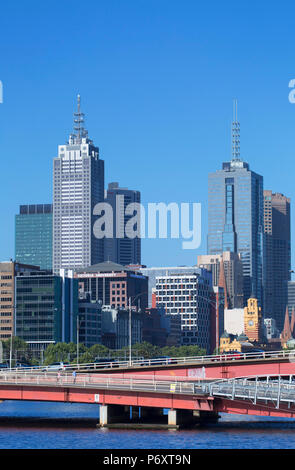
73,94,88,143
231,99,240,161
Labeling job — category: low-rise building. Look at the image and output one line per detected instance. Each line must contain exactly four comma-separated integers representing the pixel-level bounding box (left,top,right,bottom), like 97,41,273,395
101,305,142,350
15,269,78,352
78,293,102,348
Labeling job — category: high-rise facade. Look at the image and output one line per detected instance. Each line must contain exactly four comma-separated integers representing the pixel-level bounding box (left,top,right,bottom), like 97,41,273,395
208,106,264,306
104,182,141,266
154,268,212,350
264,191,291,330
15,204,53,270
197,251,244,309
53,95,104,274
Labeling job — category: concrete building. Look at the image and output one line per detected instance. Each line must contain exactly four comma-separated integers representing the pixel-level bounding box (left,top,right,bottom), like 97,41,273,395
15,204,53,270
197,252,243,309
0,261,40,341
154,268,212,351
224,308,244,336
104,182,141,266
263,191,291,330
53,95,104,274
15,269,78,352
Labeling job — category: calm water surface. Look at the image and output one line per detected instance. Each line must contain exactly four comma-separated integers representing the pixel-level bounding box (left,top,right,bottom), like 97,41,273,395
0,401,294,449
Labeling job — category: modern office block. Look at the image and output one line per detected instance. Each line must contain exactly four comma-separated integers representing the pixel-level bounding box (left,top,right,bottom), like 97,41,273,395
264,191,291,330
154,268,212,351
104,182,141,266
53,95,104,274
0,261,40,341
15,204,53,270
15,270,78,351
139,266,199,308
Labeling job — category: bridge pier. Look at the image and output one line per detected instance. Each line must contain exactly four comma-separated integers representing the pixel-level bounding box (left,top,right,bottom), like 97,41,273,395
99,405,219,429
99,405,130,427
168,409,220,428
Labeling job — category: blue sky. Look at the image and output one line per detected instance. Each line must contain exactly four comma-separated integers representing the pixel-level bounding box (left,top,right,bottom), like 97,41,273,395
1,0,295,269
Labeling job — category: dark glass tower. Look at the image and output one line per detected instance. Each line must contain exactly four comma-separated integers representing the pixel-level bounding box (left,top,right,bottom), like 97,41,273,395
15,204,53,270
104,182,141,265
207,103,264,306
264,191,291,330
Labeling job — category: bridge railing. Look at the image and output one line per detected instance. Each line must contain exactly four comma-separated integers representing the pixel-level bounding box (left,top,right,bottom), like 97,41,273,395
5,348,295,374
0,371,206,396
205,373,295,409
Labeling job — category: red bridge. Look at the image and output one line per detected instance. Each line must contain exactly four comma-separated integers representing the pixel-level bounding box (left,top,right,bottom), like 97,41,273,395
1,363,295,428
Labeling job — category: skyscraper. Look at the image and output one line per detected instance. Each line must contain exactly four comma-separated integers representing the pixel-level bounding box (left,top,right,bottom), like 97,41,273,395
15,204,53,270
53,96,104,273
207,102,264,306
264,191,291,329
104,182,141,265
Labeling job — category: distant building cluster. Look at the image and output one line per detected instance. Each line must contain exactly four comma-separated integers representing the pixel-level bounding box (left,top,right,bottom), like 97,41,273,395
0,97,293,356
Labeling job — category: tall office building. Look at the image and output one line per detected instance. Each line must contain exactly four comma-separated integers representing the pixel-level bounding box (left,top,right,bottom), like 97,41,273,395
53,95,104,274
264,191,291,330
104,182,141,265
15,204,53,270
207,102,264,306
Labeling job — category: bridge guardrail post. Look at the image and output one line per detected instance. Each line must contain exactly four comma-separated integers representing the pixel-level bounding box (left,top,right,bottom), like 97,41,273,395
277,376,281,409
232,379,235,399
254,376,258,404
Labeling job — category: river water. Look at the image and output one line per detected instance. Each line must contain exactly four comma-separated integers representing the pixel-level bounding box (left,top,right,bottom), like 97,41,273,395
0,401,294,449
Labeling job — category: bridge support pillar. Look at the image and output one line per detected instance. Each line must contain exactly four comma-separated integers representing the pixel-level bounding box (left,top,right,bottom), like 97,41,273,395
168,409,220,428
168,409,196,428
99,405,129,427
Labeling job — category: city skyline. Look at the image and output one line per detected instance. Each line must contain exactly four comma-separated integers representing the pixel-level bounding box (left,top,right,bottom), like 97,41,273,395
3,94,294,271
1,1,295,272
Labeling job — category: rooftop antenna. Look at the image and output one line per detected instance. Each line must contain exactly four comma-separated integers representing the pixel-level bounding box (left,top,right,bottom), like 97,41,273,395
73,94,88,143
231,99,240,160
